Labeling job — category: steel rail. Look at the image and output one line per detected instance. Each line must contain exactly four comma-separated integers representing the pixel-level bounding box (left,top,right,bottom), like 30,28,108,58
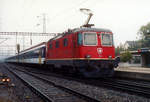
5,65,53,102
5,64,101,102
99,79,150,98
7,64,150,98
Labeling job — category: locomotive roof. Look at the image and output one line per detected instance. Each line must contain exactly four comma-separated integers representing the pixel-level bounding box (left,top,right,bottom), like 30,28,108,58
48,27,112,42
73,27,112,32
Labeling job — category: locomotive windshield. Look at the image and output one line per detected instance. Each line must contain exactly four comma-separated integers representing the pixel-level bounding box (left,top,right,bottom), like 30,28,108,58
83,32,97,45
101,34,113,46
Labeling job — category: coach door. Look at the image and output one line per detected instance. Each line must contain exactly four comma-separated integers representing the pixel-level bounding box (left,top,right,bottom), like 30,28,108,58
39,49,42,64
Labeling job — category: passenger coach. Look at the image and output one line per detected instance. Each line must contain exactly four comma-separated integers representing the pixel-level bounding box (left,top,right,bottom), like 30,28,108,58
6,42,46,65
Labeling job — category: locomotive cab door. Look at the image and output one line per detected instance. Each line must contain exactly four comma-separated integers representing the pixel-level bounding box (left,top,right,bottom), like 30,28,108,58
72,32,80,58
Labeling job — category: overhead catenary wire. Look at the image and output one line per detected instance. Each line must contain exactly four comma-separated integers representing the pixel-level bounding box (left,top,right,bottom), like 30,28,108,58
50,0,91,22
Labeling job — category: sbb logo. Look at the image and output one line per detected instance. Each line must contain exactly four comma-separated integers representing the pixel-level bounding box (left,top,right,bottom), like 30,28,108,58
97,48,103,54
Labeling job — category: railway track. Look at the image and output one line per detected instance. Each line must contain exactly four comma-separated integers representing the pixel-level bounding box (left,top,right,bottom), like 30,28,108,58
95,78,150,98
5,64,101,102
6,64,150,99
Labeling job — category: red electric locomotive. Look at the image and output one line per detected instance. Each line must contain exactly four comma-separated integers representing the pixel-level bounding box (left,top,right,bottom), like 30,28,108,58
45,9,118,77
45,28,117,77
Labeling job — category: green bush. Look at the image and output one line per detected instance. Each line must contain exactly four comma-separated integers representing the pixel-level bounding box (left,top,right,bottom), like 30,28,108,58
120,51,132,62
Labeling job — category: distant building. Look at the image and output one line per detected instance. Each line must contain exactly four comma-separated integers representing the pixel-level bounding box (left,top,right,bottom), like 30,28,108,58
124,41,141,50
120,48,150,68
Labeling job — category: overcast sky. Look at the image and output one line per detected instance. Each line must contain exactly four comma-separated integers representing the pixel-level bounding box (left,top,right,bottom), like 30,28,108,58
1,0,150,46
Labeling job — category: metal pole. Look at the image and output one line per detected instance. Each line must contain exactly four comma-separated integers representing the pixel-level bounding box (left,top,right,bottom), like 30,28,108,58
23,33,25,50
30,33,32,45
15,32,17,54
43,13,46,34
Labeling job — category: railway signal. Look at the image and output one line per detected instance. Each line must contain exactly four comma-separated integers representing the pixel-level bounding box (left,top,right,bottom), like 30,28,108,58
0,73,11,85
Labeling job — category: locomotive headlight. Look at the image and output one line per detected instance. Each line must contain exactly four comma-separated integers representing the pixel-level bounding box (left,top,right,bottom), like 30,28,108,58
108,56,112,59
85,55,91,58
2,79,5,82
6,78,10,82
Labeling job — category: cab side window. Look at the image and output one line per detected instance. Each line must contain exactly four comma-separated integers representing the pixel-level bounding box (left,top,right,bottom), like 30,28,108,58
77,33,83,45
63,38,68,47
55,41,59,48
49,43,52,49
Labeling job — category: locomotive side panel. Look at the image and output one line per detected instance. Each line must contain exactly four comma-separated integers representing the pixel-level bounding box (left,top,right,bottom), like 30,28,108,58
46,34,75,59
46,33,78,67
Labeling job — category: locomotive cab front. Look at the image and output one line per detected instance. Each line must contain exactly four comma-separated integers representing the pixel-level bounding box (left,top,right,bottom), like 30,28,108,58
74,29,116,77
77,31,115,59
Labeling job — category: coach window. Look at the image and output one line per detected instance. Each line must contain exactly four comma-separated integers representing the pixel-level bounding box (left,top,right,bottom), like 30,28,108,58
63,38,68,47
55,41,59,48
49,43,52,49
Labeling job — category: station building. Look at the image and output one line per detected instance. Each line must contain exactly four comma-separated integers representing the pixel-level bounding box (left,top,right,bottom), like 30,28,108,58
128,48,150,68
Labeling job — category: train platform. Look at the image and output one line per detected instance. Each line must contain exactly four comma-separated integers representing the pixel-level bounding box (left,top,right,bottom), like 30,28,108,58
114,67,150,81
